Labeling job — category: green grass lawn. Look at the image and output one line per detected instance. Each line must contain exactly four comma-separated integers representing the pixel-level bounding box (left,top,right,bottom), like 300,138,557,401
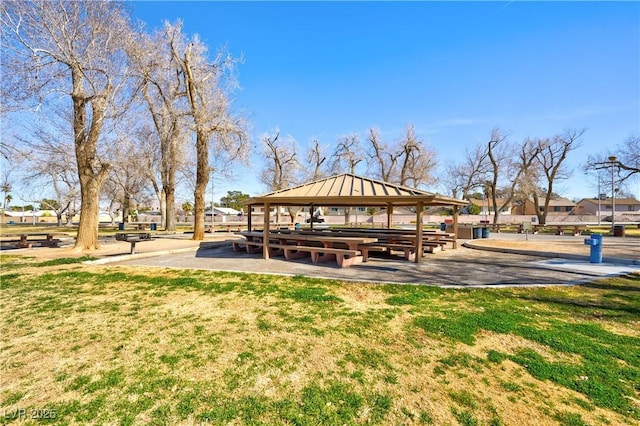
1,255,639,425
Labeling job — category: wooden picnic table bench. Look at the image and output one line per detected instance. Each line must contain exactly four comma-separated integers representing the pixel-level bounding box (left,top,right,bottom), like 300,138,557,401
551,225,584,236
234,231,376,268
516,224,585,236
206,223,244,233
1,233,63,248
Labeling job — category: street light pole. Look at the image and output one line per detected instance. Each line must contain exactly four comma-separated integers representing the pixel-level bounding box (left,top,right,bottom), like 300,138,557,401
210,168,215,228
609,156,617,231
595,156,620,234
597,175,601,226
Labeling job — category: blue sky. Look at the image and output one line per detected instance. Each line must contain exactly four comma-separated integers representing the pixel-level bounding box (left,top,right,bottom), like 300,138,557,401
131,1,640,202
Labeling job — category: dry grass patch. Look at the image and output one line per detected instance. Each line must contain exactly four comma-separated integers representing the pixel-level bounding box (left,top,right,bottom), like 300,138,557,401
1,257,639,425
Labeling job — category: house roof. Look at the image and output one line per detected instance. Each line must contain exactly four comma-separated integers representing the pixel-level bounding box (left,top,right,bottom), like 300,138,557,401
213,207,241,215
545,197,576,207
468,198,513,208
243,174,467,207
577,197,640,206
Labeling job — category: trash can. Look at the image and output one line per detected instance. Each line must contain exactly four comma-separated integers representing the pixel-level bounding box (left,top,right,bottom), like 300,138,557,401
472,227,482,239
118,222,125,230
150,223,157,231
440,222,446,232
613,225,625,237
295,223,301,230
481,227,489,238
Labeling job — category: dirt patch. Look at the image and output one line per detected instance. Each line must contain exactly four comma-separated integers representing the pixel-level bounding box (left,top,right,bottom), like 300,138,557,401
469,237,638,260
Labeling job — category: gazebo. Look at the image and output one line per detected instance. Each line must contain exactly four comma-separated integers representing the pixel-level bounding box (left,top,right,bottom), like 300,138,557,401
242,174,468,263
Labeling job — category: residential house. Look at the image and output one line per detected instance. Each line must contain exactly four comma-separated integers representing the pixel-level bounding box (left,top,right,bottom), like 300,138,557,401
3,209,59,224
324,206,368,217
467,198,513,215
511,197,576,215
575,197,640,219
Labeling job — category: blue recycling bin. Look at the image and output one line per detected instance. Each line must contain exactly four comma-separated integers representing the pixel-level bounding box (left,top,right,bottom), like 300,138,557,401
295,223,301,230
150,223,157,231
583,233,603,263
472,227,482,239
118,222,125,230
440,222,447,232
481,227,489,238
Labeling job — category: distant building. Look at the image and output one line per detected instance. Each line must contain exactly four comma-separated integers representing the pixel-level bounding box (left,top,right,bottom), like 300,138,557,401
511,197,576,215
2,209,58,223
206,207,242,216
467,198,513,215
575,197,640,217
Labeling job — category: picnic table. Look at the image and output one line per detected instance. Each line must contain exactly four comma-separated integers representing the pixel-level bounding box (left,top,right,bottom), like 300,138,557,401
286,228,454,260
1,233,63,248
233,231,377,268
232,228,456,266
516,224,585,236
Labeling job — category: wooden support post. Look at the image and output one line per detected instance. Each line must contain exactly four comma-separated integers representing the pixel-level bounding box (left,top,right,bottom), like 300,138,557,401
387,204,393,229
263,203,270,260
247,204,253,231
415,201,424,263
452,205,459,249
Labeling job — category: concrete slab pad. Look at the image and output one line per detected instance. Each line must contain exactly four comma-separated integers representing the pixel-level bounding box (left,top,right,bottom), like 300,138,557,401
531,259,640,276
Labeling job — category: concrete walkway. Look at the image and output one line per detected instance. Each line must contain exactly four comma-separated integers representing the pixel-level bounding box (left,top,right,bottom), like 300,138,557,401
103,233,639,288
4,231,637,287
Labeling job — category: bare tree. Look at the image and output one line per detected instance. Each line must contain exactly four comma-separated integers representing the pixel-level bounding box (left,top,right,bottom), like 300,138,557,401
1,0,133,250
260,131,299,190
585,134,640,189
442,142,491,199
330,134,364,175
367,128,401,182
18,119,79,226
260,131,300,223
103,135,150,225
397,124,437,188
531,129,585,224
512,137,544,219
129,24,191,231
303,139,329,181
167,22,248,240
484,129,520,224
366,125,437,188
616,134,640,180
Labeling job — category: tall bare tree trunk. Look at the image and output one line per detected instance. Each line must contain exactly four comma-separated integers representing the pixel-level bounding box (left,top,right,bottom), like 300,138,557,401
76,180,102,250
71,68,110,250
162,125,179,231
165,187,176,231
193,132,209,240
159,188,167,229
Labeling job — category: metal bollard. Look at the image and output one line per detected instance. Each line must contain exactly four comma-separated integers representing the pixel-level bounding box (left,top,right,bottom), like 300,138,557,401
583,233,603,263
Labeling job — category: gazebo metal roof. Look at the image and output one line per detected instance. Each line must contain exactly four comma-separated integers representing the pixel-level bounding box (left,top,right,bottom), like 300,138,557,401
243,174,467,207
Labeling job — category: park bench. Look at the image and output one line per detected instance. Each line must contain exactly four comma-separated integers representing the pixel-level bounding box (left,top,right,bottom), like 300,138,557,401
553,225,583,236
359,238,448,262
206,224,244,233
270,243,361,267
115,232,152,254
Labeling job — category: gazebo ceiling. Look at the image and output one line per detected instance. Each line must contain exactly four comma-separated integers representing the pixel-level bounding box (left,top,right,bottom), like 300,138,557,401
243,174,467,207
